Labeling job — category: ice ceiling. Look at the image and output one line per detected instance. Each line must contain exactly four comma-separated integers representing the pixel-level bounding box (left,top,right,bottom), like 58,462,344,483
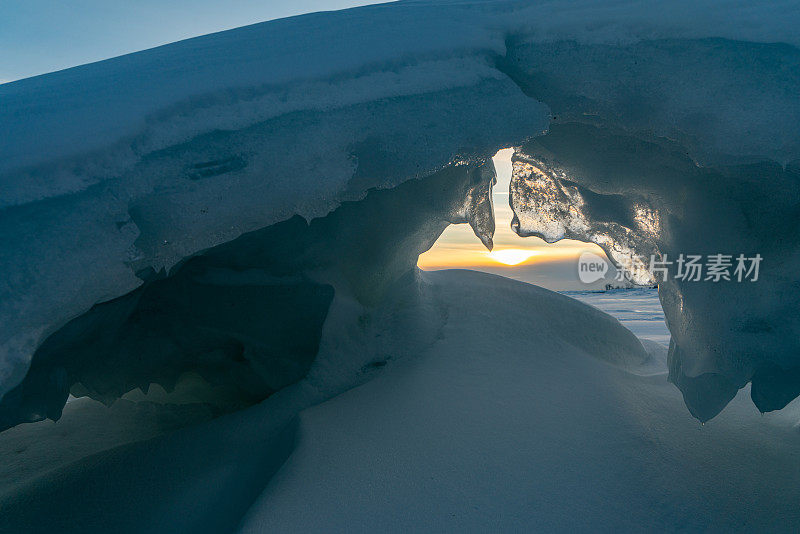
1,0,799,428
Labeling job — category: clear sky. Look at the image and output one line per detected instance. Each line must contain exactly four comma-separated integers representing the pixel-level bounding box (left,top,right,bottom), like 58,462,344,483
0,0,381,83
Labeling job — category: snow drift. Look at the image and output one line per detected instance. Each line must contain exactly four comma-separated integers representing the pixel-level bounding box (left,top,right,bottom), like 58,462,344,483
238,271,800,533
1,0,799,430
4,270,800,532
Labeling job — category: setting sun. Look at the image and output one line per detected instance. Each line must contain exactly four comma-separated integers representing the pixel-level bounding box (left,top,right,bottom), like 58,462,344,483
487,249,539,266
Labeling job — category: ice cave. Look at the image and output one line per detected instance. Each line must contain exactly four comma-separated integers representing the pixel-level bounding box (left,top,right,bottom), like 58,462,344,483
1,0,799,531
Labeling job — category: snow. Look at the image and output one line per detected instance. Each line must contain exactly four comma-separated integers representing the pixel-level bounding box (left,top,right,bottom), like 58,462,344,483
2,270,799,531
10,269,795,532
238,273,800,532
0,151,503,431
1,0,800,525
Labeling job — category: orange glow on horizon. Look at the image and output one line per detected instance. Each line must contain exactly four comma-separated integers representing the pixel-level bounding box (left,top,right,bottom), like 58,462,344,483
417,148,609,272
416,239,594,269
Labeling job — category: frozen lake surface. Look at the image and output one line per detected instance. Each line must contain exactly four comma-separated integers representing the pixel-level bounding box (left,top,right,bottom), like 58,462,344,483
563,288,670,348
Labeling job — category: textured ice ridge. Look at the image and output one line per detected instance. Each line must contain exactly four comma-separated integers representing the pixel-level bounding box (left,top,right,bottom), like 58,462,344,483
0,156,498,431
511,124,800,421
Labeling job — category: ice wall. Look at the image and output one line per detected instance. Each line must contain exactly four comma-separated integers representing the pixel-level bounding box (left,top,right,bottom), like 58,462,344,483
0,157,498,430
506,40,800,420
0,66,545,416
1,0,799,424
511,126,800,420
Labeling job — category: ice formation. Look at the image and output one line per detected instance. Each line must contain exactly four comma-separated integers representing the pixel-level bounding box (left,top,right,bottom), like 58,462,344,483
1,0,799,433
0,159,501,430
511,122,800,421
2,1,800,529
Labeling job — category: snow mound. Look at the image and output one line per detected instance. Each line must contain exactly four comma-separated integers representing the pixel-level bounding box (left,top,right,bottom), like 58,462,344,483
237,271,800,532
6,271,795,532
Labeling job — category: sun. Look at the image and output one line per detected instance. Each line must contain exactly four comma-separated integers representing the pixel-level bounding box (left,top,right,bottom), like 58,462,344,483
486,249,539,266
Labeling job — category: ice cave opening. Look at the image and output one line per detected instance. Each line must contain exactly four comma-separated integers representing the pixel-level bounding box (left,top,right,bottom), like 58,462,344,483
420,148,630,291
418,147,672,362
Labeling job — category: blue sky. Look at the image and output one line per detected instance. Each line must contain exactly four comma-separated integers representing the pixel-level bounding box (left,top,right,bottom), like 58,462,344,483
0,0,379,83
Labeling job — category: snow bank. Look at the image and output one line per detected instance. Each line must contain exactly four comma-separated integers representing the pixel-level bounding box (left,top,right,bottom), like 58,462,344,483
237,271,800,532
1,0,799,428
566,288,670,348
3,269,800,531
0,270,712,531
8,268,793,533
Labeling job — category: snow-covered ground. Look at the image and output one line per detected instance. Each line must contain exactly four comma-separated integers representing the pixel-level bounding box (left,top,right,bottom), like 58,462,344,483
238,272,800,532
3,270,800,532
